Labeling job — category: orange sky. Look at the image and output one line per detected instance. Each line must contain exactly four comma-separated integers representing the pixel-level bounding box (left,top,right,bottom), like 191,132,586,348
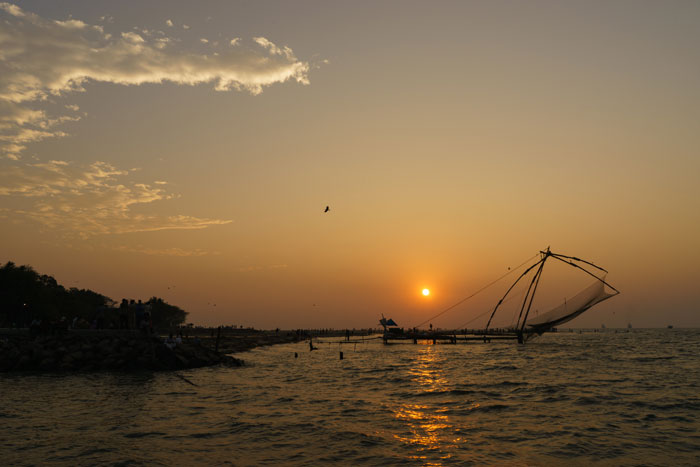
1,1,699,328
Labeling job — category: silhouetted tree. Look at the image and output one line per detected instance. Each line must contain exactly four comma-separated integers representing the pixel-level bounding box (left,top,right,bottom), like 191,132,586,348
0,261,113,326
147,297,188,329
0,261,191,329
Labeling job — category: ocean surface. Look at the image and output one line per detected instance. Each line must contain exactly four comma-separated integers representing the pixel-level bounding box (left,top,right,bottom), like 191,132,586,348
1,329,699,466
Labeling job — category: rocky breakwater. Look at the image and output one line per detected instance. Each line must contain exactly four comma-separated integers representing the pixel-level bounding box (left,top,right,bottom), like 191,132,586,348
208,333,302,354
0,330,243,372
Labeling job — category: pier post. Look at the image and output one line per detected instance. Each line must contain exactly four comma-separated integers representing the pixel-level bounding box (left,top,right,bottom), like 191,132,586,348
215,326,222,353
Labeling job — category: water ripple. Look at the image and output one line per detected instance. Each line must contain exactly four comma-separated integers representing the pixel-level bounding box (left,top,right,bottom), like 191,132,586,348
1,329,699,465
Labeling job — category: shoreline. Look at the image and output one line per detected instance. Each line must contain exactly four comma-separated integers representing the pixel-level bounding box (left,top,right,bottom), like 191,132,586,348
0,329,240,372
0,328,374,372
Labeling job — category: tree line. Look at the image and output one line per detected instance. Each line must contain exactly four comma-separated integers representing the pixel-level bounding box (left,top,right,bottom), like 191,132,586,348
0,261,187,329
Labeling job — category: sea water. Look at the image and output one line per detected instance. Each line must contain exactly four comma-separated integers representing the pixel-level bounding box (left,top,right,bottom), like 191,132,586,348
1,329,698,466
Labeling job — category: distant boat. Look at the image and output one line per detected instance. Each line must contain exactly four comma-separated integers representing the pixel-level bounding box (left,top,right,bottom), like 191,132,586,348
667,325,673,329
601,324,606,329
628,323,632,329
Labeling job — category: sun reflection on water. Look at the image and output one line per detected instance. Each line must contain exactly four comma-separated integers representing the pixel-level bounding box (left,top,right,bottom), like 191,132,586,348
392,347,463,464
407,346,449,391
394,403,460,463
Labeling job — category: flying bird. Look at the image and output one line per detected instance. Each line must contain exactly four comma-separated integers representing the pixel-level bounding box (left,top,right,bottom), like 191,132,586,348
324,206,330,212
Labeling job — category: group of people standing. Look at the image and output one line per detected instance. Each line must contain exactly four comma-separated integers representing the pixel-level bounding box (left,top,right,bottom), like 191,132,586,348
118,299,152,334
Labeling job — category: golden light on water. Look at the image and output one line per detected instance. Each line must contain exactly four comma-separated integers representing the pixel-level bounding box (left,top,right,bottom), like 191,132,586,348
393,348,459,462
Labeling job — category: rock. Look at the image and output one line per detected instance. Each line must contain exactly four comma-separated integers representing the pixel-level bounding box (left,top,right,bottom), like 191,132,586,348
39,358,55,370
0,356,14,372
16,355,31,370
0,331,254,372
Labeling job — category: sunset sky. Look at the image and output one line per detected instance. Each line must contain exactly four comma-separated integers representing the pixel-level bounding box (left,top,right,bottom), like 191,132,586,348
1,1,698,328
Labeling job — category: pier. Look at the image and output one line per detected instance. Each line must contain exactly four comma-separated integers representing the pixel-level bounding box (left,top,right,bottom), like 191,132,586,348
381,329,523,345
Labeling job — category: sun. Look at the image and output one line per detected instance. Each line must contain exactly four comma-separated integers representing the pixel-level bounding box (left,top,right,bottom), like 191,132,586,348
422,288,430,296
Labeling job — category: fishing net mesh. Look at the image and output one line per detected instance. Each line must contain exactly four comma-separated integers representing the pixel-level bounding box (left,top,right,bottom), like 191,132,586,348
525,277,616,329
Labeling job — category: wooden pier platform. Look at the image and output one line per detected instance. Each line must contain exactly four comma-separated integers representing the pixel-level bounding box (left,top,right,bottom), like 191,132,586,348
382,330,521,344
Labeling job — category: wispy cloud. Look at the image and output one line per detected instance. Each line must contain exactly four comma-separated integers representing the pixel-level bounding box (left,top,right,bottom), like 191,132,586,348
0,160,232,237
238,264,289,273
114,245,219,257
0,2,312,158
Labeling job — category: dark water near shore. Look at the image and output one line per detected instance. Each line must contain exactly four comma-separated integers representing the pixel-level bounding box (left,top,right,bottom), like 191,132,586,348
1,329,699,466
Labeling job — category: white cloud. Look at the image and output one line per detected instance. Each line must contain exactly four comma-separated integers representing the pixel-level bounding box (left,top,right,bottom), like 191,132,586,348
253,37,296,60
121,31,145,43
154,37,171,49
0,2,23,17
2,144,24,159
54,18,88,30
0,3,312,158
0,159,232,237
